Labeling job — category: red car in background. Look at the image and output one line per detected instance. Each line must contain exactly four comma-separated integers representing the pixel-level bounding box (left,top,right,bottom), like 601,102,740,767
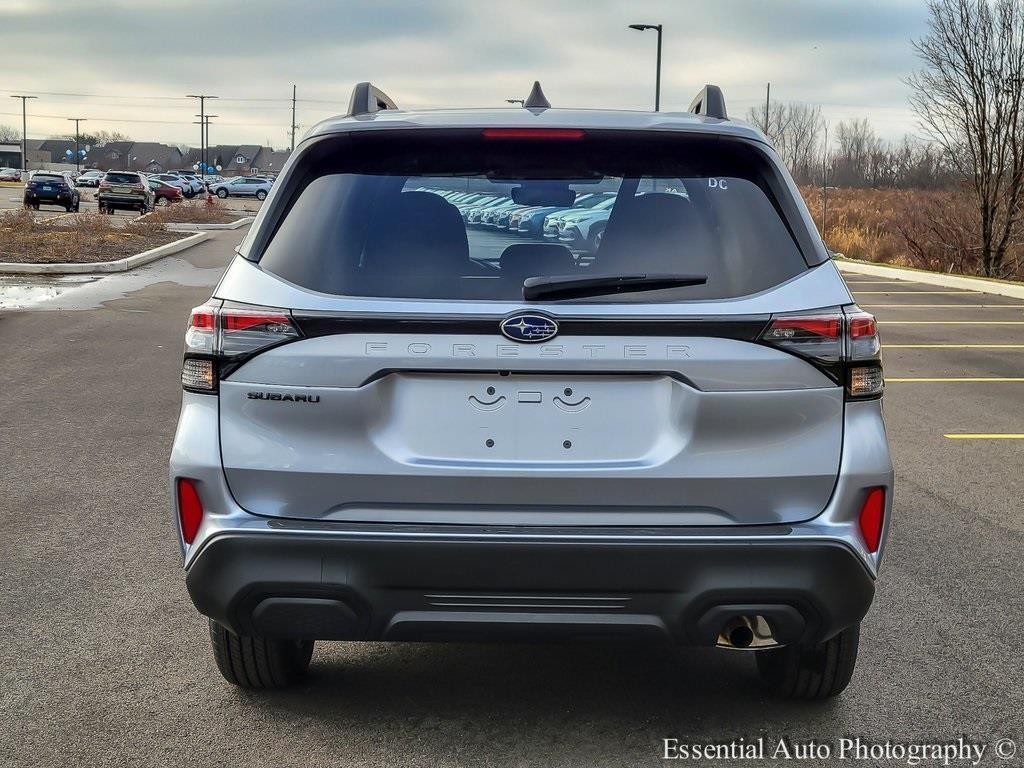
147,177,184,206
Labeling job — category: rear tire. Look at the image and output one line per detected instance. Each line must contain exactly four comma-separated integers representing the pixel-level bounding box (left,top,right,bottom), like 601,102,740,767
217,188,228,199
208,619,314,689
756,623,860,700
256,190,267,201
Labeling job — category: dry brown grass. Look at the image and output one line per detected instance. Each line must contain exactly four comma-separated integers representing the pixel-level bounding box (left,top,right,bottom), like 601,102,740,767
800,186,1024,280
0,209,182,265
144,198,244,225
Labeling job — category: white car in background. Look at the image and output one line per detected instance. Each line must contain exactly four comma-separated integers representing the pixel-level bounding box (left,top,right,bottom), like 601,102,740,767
209,176,272,200
75,170,105,187
150,174,192,195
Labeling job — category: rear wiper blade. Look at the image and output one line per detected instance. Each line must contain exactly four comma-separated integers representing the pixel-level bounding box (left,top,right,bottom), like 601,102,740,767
523,273,708,301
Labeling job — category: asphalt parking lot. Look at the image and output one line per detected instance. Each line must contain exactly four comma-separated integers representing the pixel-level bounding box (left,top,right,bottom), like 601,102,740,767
1,233,1022,767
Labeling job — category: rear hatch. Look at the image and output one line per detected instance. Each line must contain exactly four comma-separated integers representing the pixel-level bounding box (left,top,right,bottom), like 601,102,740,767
209,127,857,527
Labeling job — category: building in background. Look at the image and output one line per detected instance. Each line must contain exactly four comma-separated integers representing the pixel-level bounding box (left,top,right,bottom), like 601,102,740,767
180,144,290,176
8,139,288,174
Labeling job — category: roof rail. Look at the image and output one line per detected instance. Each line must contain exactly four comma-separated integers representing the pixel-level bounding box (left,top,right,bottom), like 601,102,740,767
688,84,727,120
347,82,398,117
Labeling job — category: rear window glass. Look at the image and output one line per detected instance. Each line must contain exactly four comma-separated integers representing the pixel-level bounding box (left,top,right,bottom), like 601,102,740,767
257,130,810,302
105,172,139,184
32,174,62,182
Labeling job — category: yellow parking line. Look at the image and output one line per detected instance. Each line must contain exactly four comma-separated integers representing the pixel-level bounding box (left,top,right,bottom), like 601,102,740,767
887,377,1024,382
944,434,1024,439
884,344,1024,348
856,290,979,294
860,304,1024,308
845,280,922,285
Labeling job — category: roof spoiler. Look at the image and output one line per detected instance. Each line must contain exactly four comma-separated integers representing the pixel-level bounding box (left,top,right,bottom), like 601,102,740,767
688,84,727,120
347,82,398,117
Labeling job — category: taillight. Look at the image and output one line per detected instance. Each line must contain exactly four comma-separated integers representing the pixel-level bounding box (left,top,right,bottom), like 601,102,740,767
176,478,204,545
182,302,299,392
858,487,886,554
759,306,882,400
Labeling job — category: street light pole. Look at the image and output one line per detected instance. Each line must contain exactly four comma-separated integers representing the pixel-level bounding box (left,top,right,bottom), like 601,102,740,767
186,94,218,181
67,118,87,173
628,24,663,111
10,95,38,172
194,115,217,172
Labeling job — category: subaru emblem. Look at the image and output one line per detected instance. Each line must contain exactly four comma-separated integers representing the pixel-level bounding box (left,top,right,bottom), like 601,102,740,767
500,313,559,343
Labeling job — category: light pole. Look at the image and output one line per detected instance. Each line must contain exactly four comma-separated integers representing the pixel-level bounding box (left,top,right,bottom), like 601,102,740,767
186,94,218,182
194,114,217,178
10,95,38,172
67,118,87,173
628,23,663,111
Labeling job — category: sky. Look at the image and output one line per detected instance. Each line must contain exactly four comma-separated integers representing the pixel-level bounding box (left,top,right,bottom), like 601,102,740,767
0,0,930,149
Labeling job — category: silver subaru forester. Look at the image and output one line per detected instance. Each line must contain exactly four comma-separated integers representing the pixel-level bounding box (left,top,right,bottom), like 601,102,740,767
170,82,892,699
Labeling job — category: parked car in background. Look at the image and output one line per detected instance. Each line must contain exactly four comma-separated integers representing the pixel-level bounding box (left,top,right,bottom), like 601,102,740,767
23,171,80,212
514,191,617,236
464,196,514,225
75,170,105,187
480,200,521,226
169,173,205,197
556,207,613,252
147,178,184,206
97,171,154,213
0,167,23,182
492,204,525,229
202,175,225,187
150,173,191,194
543,194,618,243
209,176,272,200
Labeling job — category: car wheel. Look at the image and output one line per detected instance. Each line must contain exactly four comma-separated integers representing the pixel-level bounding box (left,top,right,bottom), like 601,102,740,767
73,200,81,213
756,623,860,700
256,190,267,201
217,189,229,199
208,619,313,689
587,224,605,252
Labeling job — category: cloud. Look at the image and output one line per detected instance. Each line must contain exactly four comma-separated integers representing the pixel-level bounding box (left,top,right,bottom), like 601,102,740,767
0,0,929,146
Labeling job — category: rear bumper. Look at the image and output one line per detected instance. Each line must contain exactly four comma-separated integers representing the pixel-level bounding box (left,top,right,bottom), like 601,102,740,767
98,194,146,204
24,191,74,203
186,527,874,646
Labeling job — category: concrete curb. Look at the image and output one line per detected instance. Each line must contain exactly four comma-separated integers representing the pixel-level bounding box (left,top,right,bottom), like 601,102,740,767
166,216,253,231
836,257,1024,300
0,231,211,274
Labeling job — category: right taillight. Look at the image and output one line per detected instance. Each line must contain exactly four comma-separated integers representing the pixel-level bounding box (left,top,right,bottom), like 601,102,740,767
759,306,882,400
182,301,299,393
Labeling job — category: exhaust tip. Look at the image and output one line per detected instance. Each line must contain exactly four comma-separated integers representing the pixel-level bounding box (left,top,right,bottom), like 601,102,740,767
716,615,780,650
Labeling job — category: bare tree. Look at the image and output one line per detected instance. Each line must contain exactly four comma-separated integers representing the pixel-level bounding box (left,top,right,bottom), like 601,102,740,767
0,123,20,143
747,101,824,184
908,0,1024,276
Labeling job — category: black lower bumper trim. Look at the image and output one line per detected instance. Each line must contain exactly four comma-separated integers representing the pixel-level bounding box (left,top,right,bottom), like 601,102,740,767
186,532,874,646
